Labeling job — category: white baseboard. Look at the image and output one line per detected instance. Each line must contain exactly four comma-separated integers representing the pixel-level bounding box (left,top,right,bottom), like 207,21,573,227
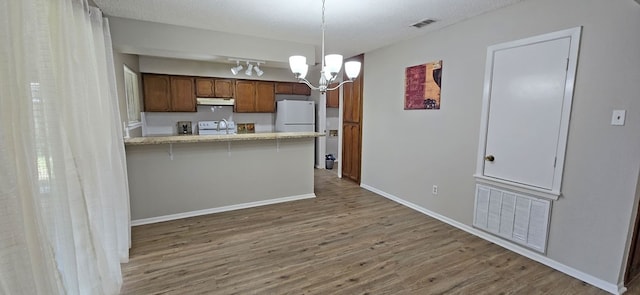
360,183,625,295
131,193,316,226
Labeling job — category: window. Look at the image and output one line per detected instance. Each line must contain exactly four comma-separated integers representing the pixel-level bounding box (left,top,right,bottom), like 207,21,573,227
123,65,141,128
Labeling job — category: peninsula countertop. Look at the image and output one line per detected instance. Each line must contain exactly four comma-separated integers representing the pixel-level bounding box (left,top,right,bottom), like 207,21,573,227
124,132,325,146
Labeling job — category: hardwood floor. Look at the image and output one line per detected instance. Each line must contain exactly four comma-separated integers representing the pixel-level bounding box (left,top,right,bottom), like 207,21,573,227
122,169,621,294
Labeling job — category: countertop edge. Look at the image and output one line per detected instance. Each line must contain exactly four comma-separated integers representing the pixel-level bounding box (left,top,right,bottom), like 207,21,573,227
124,132,325,146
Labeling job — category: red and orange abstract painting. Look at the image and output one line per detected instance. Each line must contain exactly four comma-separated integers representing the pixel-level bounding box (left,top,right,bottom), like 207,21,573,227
404,60,443,110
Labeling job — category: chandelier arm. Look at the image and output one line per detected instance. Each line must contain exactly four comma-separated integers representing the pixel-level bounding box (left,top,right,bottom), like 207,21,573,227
296,78,321,91
326,79,355,91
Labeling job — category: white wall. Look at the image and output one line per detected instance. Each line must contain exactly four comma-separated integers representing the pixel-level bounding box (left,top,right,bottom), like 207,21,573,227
361,0,640,288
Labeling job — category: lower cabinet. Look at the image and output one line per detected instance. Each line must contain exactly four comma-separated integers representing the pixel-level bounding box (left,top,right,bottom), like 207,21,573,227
235,80,275,113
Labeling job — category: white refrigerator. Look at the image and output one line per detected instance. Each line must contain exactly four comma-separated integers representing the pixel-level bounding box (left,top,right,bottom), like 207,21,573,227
275,100,315,132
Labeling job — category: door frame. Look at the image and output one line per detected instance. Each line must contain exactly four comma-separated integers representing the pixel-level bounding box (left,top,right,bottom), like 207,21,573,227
474,27,582,200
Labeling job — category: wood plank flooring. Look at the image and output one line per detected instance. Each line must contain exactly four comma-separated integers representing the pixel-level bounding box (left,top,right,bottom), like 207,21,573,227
122,169,624,294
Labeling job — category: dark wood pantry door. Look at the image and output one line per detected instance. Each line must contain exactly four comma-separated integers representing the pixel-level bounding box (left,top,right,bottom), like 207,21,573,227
342,54,364,184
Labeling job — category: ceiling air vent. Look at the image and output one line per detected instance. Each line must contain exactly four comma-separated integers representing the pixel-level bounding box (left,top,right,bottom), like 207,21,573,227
411,19,436,29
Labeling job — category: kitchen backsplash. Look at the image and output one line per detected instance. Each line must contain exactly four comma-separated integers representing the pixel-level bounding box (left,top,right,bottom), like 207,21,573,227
143,106,275,136
142,95,310,136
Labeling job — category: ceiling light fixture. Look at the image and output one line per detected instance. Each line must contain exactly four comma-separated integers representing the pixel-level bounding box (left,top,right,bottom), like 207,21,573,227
253,64,264,77
245,63,254,76
288,0,361,94
230,60,243,75
229,58,266,77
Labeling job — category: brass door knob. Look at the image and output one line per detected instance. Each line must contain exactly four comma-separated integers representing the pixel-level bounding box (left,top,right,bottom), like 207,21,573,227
485,155,495,162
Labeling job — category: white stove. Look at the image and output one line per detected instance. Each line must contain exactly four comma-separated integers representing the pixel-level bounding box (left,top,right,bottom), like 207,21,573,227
198,120,237,135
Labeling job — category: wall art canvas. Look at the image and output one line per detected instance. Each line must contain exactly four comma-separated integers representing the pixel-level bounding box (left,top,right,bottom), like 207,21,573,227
404,60,443,110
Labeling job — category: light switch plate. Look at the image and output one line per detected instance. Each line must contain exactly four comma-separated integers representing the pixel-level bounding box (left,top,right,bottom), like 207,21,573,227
611,110,626,126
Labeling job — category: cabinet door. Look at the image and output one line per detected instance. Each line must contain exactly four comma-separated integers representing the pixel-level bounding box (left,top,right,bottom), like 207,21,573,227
342,123,361,182
214,79,234,98
292,83,311,96
255,81,275,112
326,83,340,108
170,76,196,112
343,76,362,123
142,74,171,112
235,80,255,112
195,78,215,97
275,83,293,94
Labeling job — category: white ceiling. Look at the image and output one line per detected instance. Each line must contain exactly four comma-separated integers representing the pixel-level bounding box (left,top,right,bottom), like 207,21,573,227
95,0,524,62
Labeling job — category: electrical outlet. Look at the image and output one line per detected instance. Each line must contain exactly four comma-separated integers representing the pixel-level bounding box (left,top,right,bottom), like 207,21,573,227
432,185,438,195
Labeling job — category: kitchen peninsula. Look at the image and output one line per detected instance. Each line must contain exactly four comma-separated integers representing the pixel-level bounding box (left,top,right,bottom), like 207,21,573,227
124,132,323,225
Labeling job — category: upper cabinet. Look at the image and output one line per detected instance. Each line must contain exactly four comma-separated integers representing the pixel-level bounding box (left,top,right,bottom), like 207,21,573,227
143,74,196,112
255,81,276,112
275,82,311,96
326,83,340,108
235,80,275,113
143,74,171,112
195,78,234,98
170,76,196,112
275,83,293,94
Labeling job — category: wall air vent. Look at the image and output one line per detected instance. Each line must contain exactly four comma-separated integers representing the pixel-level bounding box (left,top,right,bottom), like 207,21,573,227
411,19,436,28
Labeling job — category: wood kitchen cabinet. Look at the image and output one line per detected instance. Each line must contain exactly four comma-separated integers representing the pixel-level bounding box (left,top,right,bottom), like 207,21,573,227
143,74,171,112
326,83,340,108
255,81,275,112
170,76,196,112
142,74,196,112
275,82,293,94
235,80,275,113
275,82,311,96
293,83,311,95
195,78,234,98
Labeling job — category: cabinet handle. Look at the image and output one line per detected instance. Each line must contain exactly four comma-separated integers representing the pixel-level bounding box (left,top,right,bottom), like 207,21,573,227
485,155,495,162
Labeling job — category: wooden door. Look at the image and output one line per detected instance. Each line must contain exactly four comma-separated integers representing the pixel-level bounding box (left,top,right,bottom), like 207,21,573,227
483,35,572,190
235,80,255,112
170,76,196,112
142,74,171,112
214,79,234,98
342,54,364,183
195,78,215,97
326,83,339,108
255,81,275,112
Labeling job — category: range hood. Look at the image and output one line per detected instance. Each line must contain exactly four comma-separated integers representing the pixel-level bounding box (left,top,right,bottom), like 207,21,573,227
196,97,235,106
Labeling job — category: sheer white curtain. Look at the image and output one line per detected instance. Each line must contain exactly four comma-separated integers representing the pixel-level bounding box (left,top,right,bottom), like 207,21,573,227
0,0,130,294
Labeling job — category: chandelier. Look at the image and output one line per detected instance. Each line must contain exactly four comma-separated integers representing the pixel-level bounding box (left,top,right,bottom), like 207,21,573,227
288,0,361,94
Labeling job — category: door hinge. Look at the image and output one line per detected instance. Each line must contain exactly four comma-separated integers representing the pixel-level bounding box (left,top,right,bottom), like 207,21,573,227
566,58,570,71
553,157,557,168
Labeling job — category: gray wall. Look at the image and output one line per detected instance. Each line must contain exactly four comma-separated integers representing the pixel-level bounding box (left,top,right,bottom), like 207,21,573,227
113,52,142,137
361,0,640,286
126,139,315,221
